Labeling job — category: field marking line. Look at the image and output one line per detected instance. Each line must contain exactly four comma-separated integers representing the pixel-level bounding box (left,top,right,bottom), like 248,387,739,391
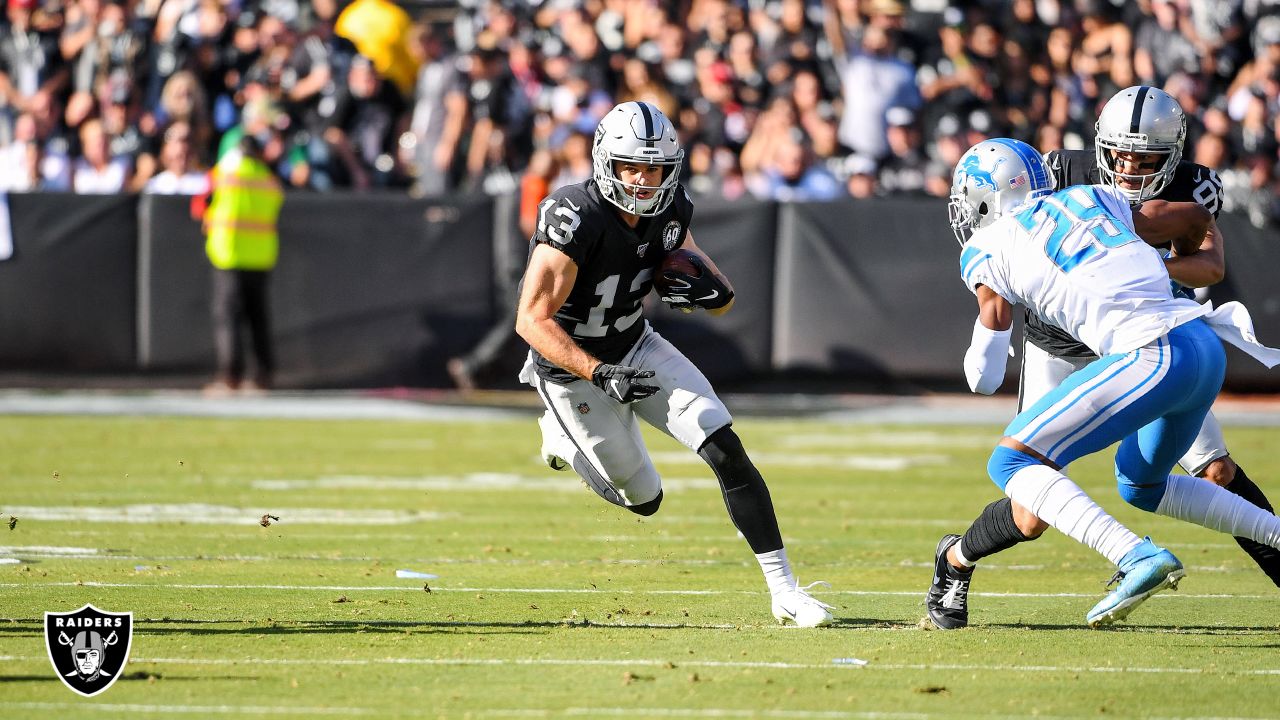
0,581,1273,600
0,701,371,715
0,504,446,525
3,655,1278,677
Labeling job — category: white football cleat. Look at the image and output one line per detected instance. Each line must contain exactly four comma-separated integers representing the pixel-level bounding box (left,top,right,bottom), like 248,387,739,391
771,581,835,628
537,413,571,471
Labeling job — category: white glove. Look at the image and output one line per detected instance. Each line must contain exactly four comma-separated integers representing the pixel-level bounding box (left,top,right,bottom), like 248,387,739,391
964,317,1012,395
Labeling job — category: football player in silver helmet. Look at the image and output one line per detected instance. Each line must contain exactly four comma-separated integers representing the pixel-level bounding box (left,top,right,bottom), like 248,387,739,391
1029,86,1280,589
514,101,833,627
1094,85,1187,203
927,135,1280,630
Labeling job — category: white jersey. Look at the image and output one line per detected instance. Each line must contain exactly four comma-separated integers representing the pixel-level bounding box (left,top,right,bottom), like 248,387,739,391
960,184,1208,356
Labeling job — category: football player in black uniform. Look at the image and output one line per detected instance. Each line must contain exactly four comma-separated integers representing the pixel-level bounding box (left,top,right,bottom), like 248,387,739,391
926,86,1279,630
514,101,833,627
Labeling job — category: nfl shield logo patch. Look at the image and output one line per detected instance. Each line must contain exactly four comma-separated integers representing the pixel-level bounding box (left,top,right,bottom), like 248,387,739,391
45,604,133,697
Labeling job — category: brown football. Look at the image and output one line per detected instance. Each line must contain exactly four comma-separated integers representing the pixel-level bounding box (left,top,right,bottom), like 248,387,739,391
654,249,701,296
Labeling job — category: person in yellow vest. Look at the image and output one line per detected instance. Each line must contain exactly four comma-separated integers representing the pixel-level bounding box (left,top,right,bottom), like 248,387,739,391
196,133,285,396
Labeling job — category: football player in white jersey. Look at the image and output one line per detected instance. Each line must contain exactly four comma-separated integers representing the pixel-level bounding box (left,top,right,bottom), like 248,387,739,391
515,101,833,627
1031,86,1280,589
926,138,1280,628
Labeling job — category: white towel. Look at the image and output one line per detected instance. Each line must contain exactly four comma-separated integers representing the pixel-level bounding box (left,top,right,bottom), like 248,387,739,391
0,192,11,261
1201,300,1280,368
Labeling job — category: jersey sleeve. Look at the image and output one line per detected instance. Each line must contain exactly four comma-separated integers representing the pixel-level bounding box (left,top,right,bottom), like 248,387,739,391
670,185,695,249
532,185,599,266
1168,162,1224,218
1044,148,1095,191
959,238,999,295
1044,149,1067,190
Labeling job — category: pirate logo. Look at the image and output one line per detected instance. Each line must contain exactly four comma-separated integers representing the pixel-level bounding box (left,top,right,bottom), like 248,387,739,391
45,603,133,697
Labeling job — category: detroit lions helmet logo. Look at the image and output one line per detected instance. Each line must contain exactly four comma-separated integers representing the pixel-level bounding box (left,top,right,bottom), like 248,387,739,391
959,153,1005,192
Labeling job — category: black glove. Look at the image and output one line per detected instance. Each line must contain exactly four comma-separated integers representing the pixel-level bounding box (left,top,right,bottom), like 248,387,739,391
659,255,734,311
591,363,659,403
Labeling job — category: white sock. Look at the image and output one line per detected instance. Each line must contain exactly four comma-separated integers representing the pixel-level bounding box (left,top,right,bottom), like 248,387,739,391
1156,474,1280,547
1005,464,1143,565
755,548,795,595
952,541,976,568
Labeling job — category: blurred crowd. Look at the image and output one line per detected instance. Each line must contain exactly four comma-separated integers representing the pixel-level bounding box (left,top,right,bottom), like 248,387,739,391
3,0,1280,224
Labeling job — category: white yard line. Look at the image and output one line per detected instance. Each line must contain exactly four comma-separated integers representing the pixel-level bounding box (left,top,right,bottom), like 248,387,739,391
2,654,1277,677
0,504,446,525
0,581,1273,600
0,701,371,715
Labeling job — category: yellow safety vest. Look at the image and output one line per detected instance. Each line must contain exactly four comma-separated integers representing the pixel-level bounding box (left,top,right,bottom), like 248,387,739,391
205,151,284,271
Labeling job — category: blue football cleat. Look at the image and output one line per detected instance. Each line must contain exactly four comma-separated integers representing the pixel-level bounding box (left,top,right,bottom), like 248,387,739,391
1086,539,1185,628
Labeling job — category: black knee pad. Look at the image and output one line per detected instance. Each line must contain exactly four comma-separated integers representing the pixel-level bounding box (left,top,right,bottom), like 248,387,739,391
627,490,663,517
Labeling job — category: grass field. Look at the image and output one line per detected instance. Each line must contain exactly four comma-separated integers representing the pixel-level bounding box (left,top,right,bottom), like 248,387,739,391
1,407,1278,719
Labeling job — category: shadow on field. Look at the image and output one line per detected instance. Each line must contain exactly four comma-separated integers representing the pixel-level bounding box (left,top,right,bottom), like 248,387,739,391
0,618,770,636
0,671,260,683
976,621,1279,634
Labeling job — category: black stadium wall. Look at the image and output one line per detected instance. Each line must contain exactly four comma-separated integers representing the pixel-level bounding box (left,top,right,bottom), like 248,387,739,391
2,192,1279,391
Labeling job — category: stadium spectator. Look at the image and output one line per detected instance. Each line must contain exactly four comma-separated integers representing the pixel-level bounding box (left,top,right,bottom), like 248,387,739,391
158,70,213,165
829,22,921,162
746,131,842,202
0,110,39,191
0,0,68,131
144,121,209,195
844,152,878,199
71,117,129,193
876,105,928,195
1133,0,1202,89
404,19,461,197
323,54,407,190
0,0,1277,219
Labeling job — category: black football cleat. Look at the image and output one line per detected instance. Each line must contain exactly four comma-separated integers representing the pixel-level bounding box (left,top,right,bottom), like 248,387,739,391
925,534,973,630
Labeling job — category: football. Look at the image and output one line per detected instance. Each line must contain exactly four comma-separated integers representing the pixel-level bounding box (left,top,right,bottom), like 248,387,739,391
654,249,701,296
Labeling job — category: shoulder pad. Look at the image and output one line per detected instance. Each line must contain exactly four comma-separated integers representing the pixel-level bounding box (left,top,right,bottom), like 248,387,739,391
535,182,605,261
1166,161,1224,217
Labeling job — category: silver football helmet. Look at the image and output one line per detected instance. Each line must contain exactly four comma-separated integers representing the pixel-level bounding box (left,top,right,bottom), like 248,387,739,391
948,138,1055,244
592,101,684,216
1094,85,1186,203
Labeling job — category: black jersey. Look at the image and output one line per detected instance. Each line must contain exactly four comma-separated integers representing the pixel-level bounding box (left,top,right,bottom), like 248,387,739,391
1023,149,1225,358
529,180,694,383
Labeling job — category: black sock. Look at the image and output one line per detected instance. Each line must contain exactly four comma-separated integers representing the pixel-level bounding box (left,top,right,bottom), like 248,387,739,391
698,426,783,554
1223,465,1280,588
959,498,1034,564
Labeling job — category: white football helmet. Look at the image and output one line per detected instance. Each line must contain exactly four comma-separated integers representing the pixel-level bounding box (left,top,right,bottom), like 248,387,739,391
592,101,684,216
948,138,1055,244
1094,85,1186,204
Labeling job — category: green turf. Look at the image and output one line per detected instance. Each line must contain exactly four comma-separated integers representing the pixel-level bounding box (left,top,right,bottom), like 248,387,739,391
1,413,1278,719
